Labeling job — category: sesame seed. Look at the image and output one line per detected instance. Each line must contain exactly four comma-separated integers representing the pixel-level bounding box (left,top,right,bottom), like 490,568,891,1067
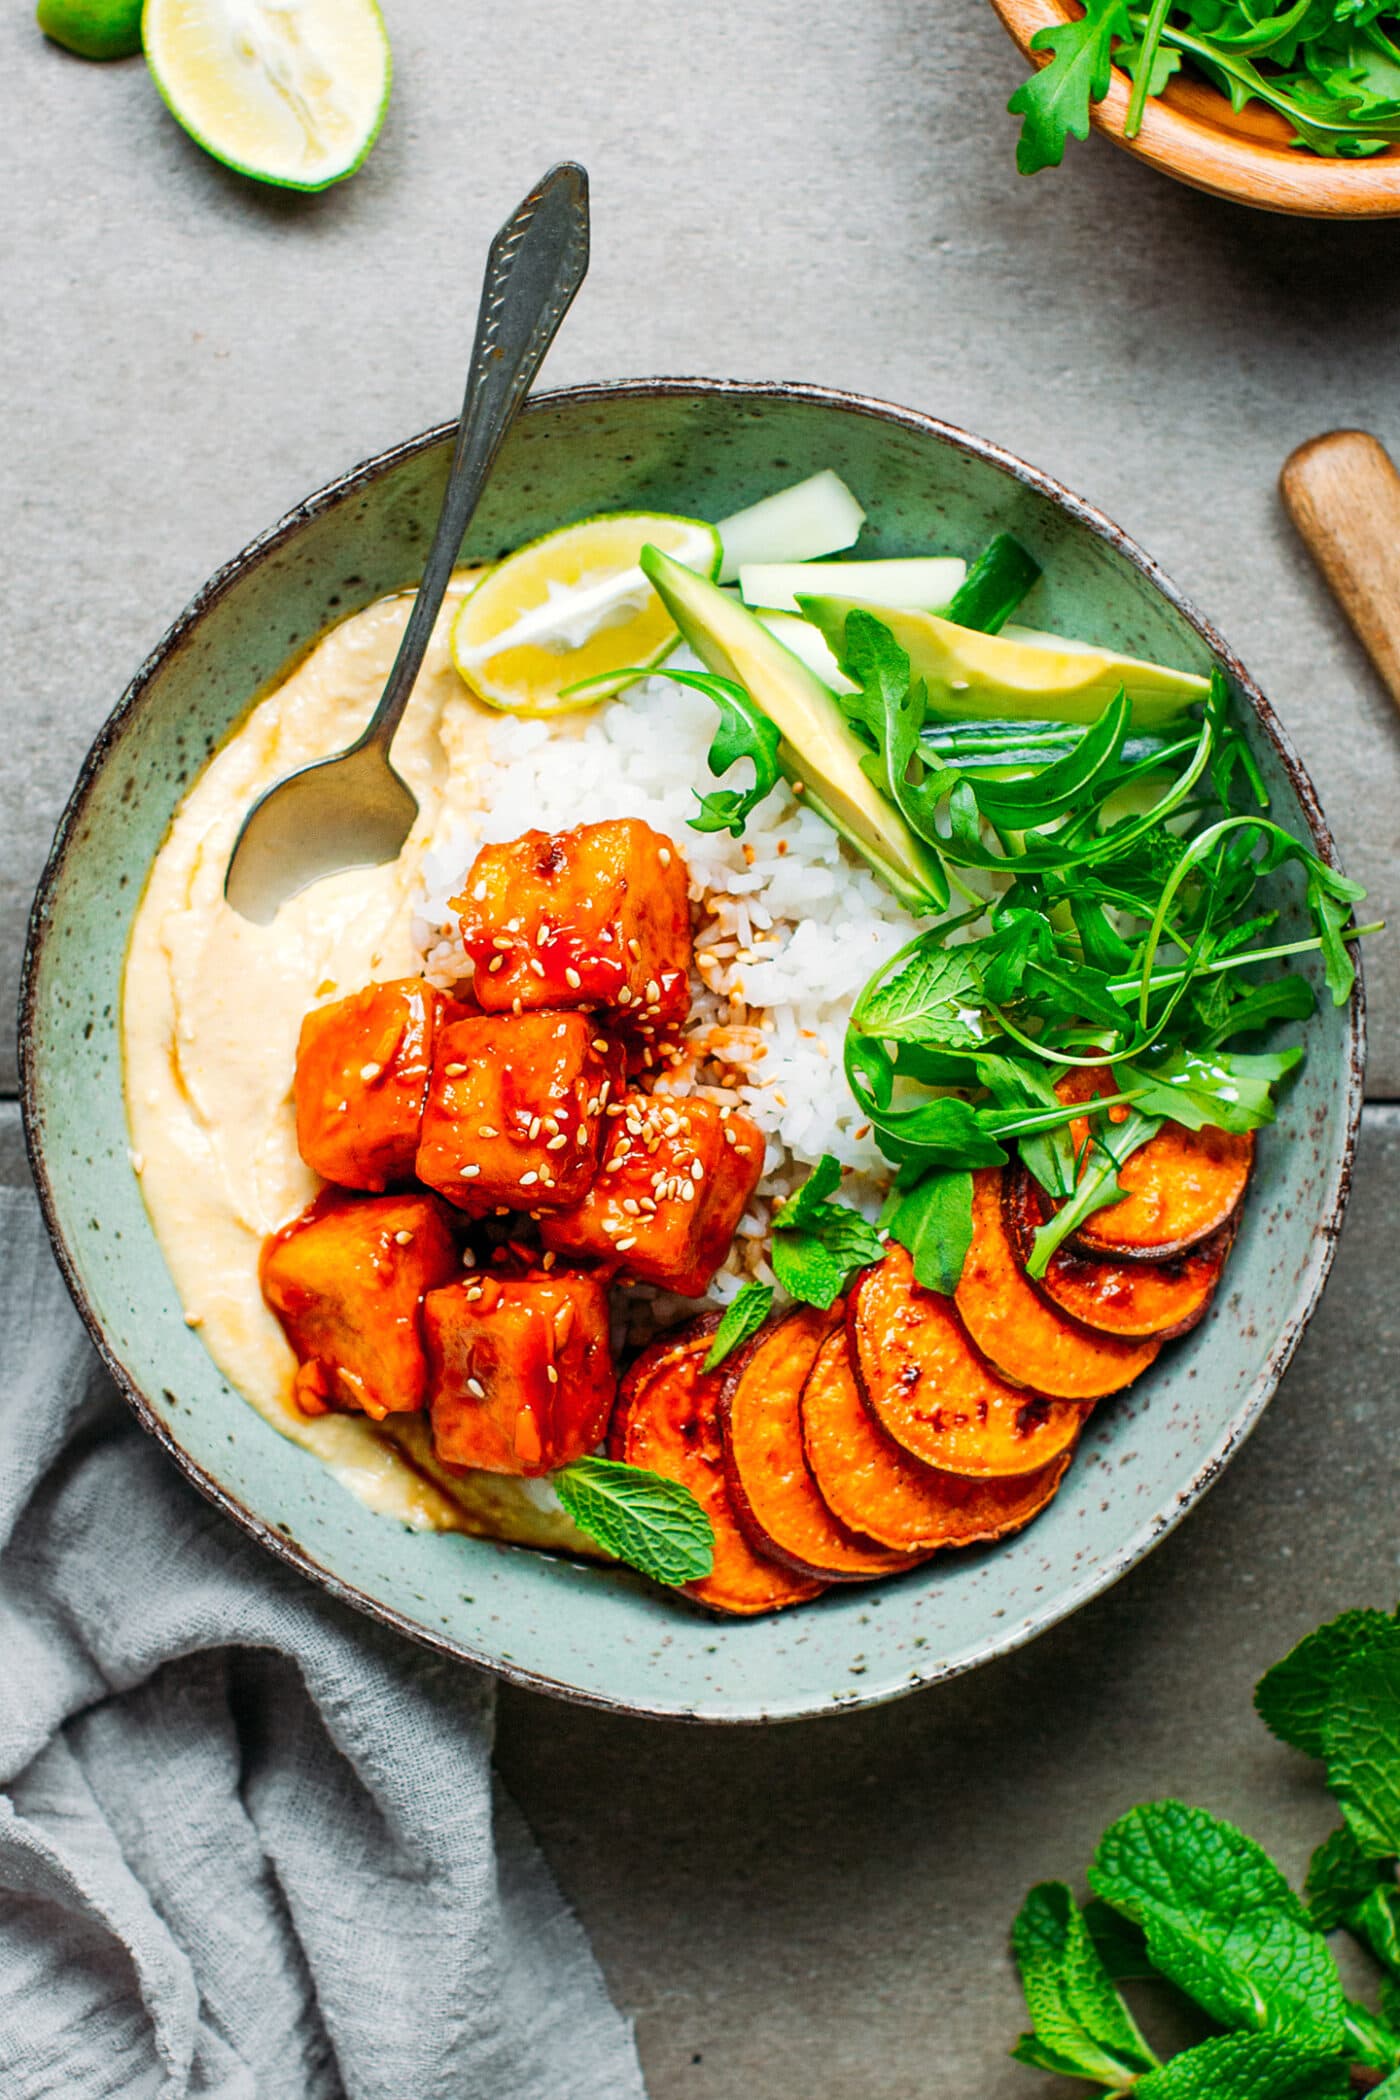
575,1125,588,1147
691,1160,705,1180
492,936,513,951
466,1377,486,1400
465,1284,483,1299
359,1062,384,1082
183,1310,202,1328
337,1101,349,1114
606,1102,625,1116
546,1364,559,1385
547,1134,568,1151
679,1181,695,1202
566,967,582,989
520,1171,539,1187
534,923,548,945
616,986,632,1006
460,1164,481,1178
528,959,545,978
622,1198,640,1215
511,998,522,1014
615,1235,637,1252
478,1125,499,1139
554,1302,574,1340
444,1062,467,1078
528,1117,542,1139
472,881,488,901
591,1037,609,1053
658,846,671,866
488,956,504,973
605,1156,627,1173
393,1229,414,1245
792,779,805,795
541,1251,557,1271
506,918,522,933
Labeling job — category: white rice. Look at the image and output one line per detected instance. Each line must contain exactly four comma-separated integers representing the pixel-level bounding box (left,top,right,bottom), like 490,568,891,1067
410,658,917,1319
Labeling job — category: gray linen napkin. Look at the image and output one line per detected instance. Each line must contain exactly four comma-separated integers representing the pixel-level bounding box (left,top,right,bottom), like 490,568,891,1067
0,1186,647,2100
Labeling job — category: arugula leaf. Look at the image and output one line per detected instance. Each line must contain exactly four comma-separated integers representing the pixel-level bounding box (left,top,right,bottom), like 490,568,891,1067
975,1053,1079,1200
552,1457,714,1585
1255,1608,1397,1759
701,1282,774,1373
879,1168,974,1292
1025,1108,1161,1278
1323,1625,1400,1860
1009,1881,1159,2085
1116,1046,1303,1135
770,1156,884,1309
1133,2033,1355,2099
1008,0,1132,174
1088,1800,1349,2051
1305,1824,1386,1932
684,674,783,837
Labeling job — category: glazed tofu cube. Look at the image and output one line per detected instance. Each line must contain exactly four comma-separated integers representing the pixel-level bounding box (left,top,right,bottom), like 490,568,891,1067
424,1270,614,1475
539,1094,765,1295
295,979,461,1191
415,1011,624,1214
456,819,691,1030
260,1191,459,1421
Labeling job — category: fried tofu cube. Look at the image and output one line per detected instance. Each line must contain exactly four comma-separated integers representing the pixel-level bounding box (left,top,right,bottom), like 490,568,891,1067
260,1191,459,1421
295,978,460,1192
424,1269,614,1476
539,1094,765,1295
455,819,691,1030
415,1011,624,1214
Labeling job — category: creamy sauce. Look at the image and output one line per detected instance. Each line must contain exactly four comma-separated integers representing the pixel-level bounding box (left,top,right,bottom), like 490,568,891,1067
123,576,596,1553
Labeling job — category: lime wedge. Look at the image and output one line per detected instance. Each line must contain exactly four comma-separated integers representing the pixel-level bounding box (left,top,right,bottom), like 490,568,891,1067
142,0,391,191
38,0,142,60
450,512,721,717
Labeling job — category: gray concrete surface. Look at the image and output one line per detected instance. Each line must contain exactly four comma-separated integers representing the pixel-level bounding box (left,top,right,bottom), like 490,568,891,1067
6,4,1400,2094
3,0,1399,1094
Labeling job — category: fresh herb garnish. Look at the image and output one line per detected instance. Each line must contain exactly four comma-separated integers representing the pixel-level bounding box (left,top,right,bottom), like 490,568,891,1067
1009,1,1400,176
702,1281,775,1371
1010,1602,1400,2096
770,1155,885,1308
552,1456,714,1585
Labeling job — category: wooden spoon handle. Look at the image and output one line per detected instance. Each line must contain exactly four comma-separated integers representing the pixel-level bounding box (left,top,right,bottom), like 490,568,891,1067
1280,429,1400,715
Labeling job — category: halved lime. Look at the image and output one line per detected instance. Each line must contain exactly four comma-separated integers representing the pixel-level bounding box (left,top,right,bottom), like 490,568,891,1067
450,513,721,717
143,0,391,192
38,0,142,60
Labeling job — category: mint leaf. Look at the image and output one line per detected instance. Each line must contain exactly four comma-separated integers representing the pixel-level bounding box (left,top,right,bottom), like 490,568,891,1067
1134,2033,1354,2100
1083,1898,1157,1983
1306,1825,1385,1932
879,1168,973,1294
771,1156,884,1310
1349,1885,1400,1983
1008,0,1132,175
1324,1626,1400,1859
1088,1801,1348,2051
1010,1881,1158,2086
552,1457,713,1586
853,936,983,1047
1256,1609,1397,1760
701,1282,773,1373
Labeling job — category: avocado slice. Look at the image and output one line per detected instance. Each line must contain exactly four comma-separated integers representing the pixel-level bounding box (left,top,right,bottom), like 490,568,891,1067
798,597,1210,730
641,546,945,915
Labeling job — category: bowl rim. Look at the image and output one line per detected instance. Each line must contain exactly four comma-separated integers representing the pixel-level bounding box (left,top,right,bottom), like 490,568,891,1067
18,374,1367,1722
987,0,1400,219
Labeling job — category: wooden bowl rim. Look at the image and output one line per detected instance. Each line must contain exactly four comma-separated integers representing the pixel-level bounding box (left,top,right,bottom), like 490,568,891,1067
988,0,1400,219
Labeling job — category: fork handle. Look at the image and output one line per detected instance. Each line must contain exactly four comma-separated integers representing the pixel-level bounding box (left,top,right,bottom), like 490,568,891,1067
1280,429,1400,717
360,162,590,758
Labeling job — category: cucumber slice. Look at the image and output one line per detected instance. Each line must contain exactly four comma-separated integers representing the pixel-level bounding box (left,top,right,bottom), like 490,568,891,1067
716,471,865,582
943,533,1041,635
641,546,946,914
739,557,966,615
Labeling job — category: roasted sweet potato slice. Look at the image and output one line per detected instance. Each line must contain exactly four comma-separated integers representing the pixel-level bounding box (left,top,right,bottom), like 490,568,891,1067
1005,1167,1236,1342
850,1242,1085,1477
609,1318,825,1616
955,1170,1160,1400
801,1327,1073,1552
1055,1064,1253,1259
721,1305,921,1582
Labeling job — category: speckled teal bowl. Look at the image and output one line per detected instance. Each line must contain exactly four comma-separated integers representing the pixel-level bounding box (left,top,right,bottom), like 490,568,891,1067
20,380,1364,1722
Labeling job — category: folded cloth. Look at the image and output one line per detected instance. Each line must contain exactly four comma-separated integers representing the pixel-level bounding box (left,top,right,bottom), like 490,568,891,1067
0,1187,647,2100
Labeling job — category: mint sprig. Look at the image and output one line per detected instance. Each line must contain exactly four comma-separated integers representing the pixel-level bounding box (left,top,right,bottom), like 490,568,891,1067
552,1457,713,1586
1009,1602,1400,2097
770,1155,884,1309
702,1282,774,1372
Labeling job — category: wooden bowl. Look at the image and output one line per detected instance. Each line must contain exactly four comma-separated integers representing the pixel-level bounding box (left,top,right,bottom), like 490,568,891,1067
989,0,1400,218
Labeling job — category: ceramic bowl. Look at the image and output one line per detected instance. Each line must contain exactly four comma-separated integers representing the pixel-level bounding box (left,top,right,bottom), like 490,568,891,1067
989,0,1400,218
21,379,1364,1721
